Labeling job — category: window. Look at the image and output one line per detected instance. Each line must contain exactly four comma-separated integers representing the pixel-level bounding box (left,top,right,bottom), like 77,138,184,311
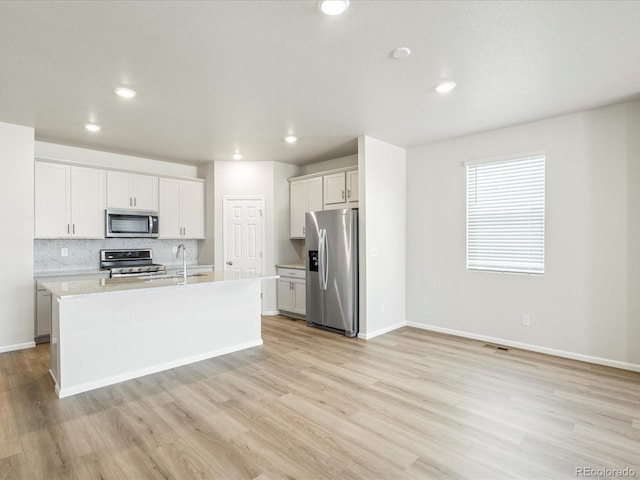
466,154,545,274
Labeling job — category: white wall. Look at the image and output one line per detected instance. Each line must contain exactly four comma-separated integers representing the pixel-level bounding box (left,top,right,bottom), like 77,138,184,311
358,136,407,338
35,141,198,178
626,102,640,364
0,122,35,352
406,101,640,370
213,161,277,314
299,154,357,175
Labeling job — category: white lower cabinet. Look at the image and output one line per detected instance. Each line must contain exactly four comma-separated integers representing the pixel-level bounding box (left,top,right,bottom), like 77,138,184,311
36,289,52,340
276,267,306,318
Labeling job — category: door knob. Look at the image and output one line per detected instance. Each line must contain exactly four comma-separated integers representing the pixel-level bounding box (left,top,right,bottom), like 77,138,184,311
226,261,233,266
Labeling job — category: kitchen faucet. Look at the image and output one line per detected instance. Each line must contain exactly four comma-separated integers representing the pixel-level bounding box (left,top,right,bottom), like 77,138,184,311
176,244,187,284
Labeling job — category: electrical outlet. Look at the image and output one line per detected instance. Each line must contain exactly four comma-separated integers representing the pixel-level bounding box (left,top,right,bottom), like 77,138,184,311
172,246,178,255
521,314,531,326
61,248,68,257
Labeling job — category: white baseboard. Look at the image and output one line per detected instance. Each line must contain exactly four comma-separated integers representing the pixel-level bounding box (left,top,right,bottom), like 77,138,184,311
359,321,405,340
56,339,264,398
407,322,640,373
0,341,35,353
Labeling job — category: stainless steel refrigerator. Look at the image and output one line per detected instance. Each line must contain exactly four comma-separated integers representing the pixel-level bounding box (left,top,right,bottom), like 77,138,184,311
305,209,358,337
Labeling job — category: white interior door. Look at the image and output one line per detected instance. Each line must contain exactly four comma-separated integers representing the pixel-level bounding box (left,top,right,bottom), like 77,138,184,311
224,198,264,280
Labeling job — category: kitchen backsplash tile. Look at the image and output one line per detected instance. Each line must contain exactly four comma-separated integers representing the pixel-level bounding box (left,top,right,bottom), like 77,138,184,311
35,239,199,272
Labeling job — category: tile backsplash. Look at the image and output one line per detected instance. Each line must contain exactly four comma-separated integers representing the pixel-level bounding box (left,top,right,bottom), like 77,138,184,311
35,239,199,272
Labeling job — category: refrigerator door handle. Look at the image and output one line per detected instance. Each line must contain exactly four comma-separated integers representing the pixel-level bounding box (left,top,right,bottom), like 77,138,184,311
318,229,328,291
321,229,329,290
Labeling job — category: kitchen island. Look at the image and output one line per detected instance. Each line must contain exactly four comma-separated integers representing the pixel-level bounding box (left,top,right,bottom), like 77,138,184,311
42,271,277,398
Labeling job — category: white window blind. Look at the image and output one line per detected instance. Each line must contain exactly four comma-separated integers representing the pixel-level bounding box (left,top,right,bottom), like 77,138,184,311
466,155,545,274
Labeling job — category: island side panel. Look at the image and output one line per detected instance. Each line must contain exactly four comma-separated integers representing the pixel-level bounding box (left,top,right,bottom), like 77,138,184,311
50,296,61,392
56,280,262,398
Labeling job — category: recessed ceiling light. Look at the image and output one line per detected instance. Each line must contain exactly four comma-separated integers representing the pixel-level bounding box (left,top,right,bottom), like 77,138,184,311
232,153,243,160
319,0,349,16
85,123,101,132
391,47,411,60
284,135,298,144
114,87,137,98
435,81,457,93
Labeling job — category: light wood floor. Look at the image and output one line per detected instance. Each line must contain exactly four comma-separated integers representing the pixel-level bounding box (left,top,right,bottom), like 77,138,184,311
1,315,639,479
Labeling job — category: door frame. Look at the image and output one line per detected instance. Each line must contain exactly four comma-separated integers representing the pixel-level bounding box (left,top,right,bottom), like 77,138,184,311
221,196,266,274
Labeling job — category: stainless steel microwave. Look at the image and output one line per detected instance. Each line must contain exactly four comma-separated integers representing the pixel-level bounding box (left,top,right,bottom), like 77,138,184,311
105,209,159,238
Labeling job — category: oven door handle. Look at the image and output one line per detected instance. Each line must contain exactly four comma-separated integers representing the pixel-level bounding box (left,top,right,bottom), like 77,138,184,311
149,215,153,233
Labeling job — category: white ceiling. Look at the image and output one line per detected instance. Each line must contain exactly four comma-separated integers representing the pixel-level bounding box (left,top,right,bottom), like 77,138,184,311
1,1,639,166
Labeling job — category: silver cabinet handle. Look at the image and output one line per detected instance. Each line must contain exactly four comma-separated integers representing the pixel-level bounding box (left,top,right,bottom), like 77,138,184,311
67,224,70,234
226,261,233,266
347,189,351,199
129,197,132,207
303,226,305,235
134,197,137,207
72,224,75,234
342,190,345,199
183,227,186,236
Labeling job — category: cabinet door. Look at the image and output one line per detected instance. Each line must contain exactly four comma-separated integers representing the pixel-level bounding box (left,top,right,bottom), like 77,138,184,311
290,180,306,238
158,178,183,238
306,177,323,213
70,167,105,238
106,171,132,209
35,162,70,238
181,180,204,239
277,279,294,312
36,290,52,336
292,279,306,315
324,172,346,206
131,174,158,211
346,170,358,204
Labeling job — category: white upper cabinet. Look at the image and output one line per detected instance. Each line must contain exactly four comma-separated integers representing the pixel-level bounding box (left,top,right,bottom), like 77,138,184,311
158,178,204,239
35,162,105,238
346,169,359,205
323,169,359,210
180,180,204,239
107,171,158,211
71,167,106,237
290,176,322,238
35,162,69,238
323,172,346,207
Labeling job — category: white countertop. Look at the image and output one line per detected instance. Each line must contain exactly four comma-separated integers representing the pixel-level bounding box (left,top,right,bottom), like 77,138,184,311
35,264,214,278
276,263,305,270
42,271,278,299
35,267,107,278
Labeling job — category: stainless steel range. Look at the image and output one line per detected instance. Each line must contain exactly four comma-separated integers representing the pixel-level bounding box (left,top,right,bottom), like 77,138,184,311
100,249,167,278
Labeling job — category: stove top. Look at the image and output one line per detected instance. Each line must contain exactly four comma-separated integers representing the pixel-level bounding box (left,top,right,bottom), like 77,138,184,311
100,248,166,278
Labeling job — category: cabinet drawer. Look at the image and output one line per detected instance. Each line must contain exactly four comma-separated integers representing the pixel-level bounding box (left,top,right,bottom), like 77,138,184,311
276,267,305,279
